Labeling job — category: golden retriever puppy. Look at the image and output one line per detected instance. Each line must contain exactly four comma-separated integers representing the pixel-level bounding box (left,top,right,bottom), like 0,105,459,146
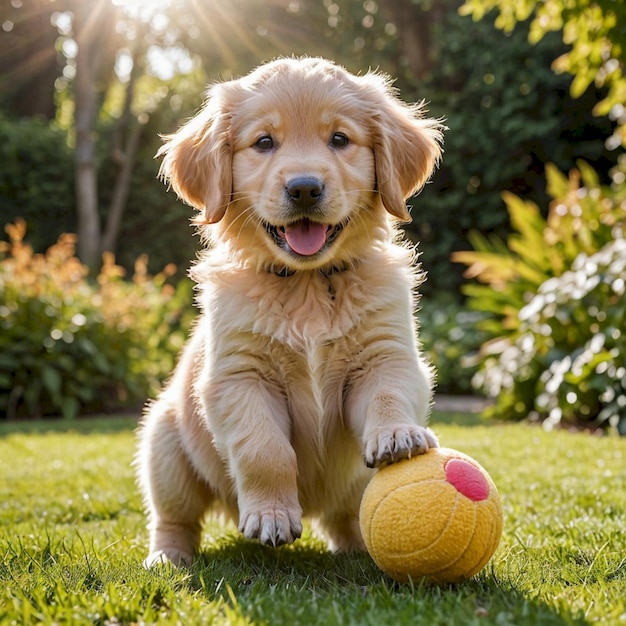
137,57,444,566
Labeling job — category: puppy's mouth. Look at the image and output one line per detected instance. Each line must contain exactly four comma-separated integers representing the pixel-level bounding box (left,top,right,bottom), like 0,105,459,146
264,218,345,257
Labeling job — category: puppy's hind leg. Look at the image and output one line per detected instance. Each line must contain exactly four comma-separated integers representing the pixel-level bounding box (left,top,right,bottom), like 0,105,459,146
137,400,214,567
318,513,366,554
317,475,369,553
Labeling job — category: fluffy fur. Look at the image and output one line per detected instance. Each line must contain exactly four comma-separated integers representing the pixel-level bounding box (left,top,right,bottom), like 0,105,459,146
137,57,444,566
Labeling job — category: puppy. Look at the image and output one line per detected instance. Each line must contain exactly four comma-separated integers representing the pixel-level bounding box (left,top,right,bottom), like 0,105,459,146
137,57,444,566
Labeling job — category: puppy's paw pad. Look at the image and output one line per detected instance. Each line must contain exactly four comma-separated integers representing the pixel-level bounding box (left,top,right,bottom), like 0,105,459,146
239,507,302,547
364,425,438,468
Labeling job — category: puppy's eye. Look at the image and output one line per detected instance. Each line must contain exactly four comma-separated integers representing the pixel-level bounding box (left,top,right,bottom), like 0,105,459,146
255,136,274,151
330,132,349,149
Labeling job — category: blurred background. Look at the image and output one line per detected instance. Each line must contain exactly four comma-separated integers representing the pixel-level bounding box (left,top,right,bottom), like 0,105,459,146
1,0,624,432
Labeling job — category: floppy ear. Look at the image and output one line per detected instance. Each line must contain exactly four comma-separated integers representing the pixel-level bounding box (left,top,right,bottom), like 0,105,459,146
157,84,233,224
369,79,444,222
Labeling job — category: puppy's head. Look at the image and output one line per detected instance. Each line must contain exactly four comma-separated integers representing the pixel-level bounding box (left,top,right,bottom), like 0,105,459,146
158,57,443,271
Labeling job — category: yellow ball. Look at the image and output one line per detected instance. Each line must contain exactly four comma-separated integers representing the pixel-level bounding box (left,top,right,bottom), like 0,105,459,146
359,447,503,584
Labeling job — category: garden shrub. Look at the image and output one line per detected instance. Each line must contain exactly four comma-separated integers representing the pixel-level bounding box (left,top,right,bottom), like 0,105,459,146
454,162,626,431
419,295,489,396
413,9,616,295
475,238,626,432
0,114,75,253
0,220,194,419
454,163,624,335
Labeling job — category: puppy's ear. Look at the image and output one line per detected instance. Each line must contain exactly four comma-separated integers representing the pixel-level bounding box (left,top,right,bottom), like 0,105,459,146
157,84,233,224
369,78,444,222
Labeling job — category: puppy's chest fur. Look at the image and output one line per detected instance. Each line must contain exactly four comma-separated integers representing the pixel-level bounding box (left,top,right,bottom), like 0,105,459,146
251,270,368,346
203,266,382,502
204,266,370,389
196,248,415,376
197,250,414,407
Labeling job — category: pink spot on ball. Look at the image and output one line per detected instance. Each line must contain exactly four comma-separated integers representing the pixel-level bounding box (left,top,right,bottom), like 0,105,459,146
445,458,490,501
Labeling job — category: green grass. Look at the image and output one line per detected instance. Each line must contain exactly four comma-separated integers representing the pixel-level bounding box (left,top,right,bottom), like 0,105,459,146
1,413,625,625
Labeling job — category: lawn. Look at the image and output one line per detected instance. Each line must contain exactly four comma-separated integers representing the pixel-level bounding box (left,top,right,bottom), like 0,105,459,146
1,412,625,625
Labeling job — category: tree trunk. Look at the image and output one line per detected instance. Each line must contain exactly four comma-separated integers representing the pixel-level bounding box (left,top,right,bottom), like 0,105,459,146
72,0,117,269
382,1,442,81
101,124,142,254
74,72,101,268
101,44,144,256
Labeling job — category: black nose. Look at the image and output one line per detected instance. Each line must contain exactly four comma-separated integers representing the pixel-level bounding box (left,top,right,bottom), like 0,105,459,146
286,176,324,211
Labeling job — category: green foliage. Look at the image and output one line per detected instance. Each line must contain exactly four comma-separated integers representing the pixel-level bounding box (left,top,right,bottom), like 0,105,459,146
412,8,615,294
0,96,199,280
419,295,490,395
0,220,194,419
0,114,75,251
454,165,626,430
460,0,626,148
501,239,625,432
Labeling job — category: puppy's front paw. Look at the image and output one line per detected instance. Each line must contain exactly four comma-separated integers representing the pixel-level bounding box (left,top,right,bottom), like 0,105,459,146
239,505,303,547
364,425,439,468
143,548,194,568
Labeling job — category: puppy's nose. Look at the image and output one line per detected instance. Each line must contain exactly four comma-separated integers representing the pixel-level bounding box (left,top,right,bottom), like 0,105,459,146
286,176,324,211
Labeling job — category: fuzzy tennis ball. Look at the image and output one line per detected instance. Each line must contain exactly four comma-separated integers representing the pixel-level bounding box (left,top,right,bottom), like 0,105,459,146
359,447,503,584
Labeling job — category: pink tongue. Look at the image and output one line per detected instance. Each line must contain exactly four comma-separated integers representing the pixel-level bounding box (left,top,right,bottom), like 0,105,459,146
284,219,328,256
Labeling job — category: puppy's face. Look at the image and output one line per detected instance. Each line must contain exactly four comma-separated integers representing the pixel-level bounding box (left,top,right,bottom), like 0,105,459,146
229,70,377,269
158,58,443,271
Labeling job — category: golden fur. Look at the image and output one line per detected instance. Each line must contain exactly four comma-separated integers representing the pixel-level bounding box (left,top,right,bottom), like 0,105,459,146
137,57,444,566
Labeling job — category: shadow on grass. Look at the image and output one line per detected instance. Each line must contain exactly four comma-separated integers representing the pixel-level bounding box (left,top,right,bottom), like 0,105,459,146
188,535,589,626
